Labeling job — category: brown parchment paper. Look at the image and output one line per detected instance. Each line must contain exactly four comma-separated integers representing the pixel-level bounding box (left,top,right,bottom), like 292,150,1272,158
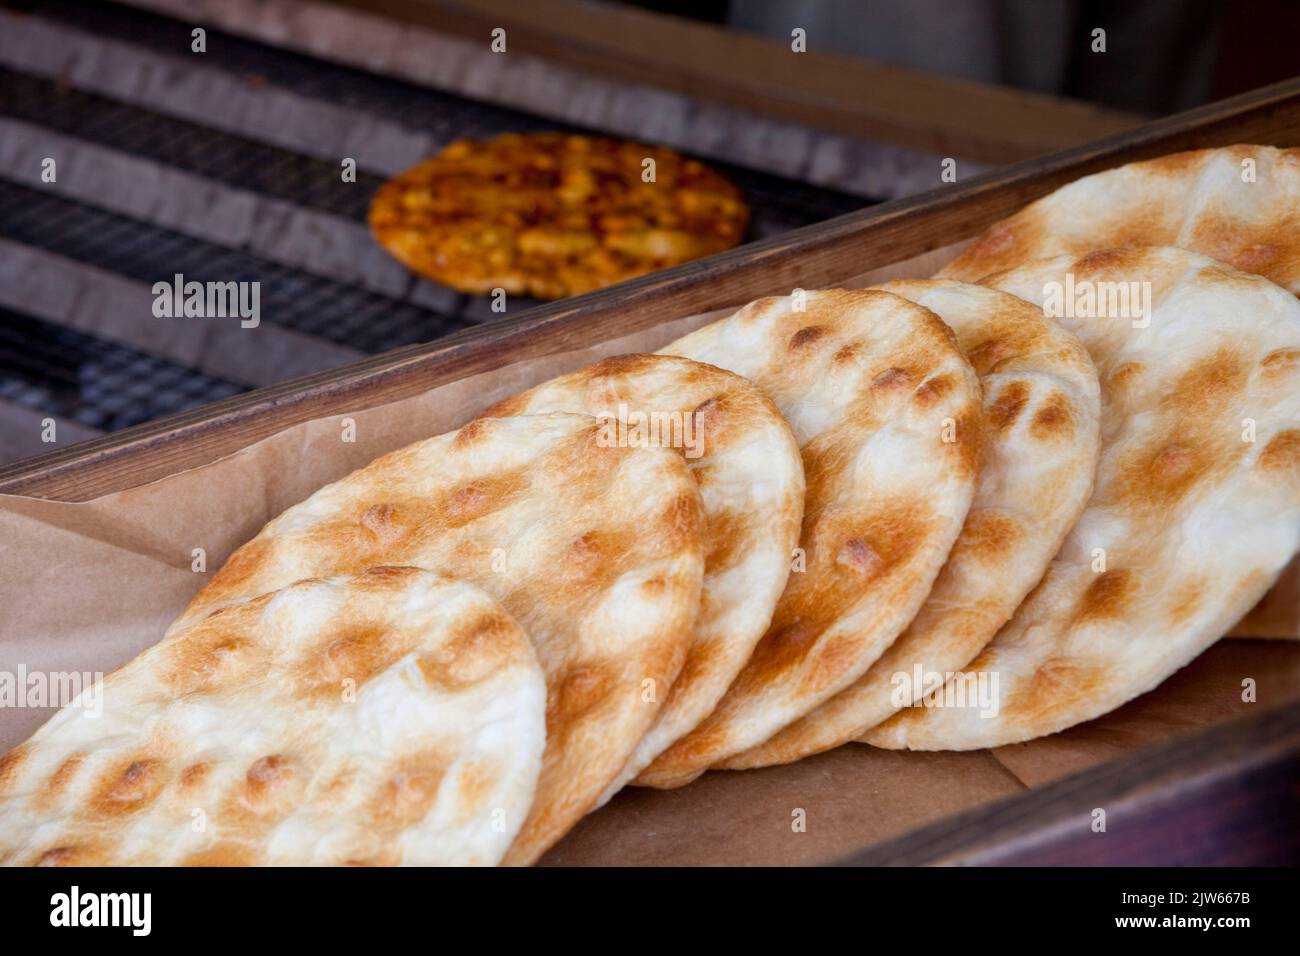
2,246,1297,866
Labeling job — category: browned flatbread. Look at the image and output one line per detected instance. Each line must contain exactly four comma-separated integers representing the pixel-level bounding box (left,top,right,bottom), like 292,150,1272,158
369,132,749,299
169,414,706,864
0,569,547,866
868,247,1300,750
483,355,804,798
641,290,983,787
725,280,1100,767
940,146,1300,293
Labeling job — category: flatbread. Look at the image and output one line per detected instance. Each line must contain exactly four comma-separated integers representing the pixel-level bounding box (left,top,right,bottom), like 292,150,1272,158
940,146,1300,293
0,568,545,866
170,414,706,863
726,280,1100,768
641,289,983,786
484,355,803,798
369,132,750,299
868,247,1300,750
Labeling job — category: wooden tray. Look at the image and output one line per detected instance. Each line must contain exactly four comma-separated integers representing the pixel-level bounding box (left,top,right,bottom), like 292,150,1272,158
5,77,1300,864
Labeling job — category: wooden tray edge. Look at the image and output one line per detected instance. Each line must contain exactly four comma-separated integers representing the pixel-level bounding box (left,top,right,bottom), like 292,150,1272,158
5,75,1300,501
838,699,1300,866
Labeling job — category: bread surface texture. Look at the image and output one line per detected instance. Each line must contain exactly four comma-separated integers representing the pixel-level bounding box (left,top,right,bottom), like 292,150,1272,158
173,413,706,864
0,569,546,866
869,247,1300,749
646,289,982,785
940,146,1300,295
730,280,1100,766
485,355,803,800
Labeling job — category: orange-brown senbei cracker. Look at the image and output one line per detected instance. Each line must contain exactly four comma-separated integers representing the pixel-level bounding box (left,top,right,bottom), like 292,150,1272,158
369,132,750,299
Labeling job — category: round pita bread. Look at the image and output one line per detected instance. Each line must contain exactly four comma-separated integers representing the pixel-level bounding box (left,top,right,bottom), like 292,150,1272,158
0,568,545,866
868,247,1300,750
940,146,1300,294
171,414,706,864
483,355,803,798
641,289,983,786
725,280,1100,768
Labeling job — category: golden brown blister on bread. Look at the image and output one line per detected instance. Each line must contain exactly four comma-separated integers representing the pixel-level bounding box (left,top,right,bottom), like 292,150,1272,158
0,569,546,866
940,146,1300,294
642,289,983,786
170,414,706,864
484,355,804,799
867,247,1300,750
368,132,749,299
725,281,1100,768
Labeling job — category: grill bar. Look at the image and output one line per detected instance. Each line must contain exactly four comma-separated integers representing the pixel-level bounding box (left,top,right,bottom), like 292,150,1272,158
13,1,876,223
0,67,383,221
0,0,877,466
0,305,246,432
0,179,473,354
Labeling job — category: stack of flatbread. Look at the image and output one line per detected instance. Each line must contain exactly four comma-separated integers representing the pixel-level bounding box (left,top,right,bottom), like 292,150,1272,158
3,145,1298,866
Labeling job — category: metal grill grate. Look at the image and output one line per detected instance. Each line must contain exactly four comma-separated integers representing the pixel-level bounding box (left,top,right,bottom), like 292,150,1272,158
0,306,245,431
0,0,877,460
0,67,383,221
0,179,474,353
25,0,875,231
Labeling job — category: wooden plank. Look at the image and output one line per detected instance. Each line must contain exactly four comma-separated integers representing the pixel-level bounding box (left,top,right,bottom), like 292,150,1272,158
325,0,1142,164
2,75,1299,502
840,700,1300,865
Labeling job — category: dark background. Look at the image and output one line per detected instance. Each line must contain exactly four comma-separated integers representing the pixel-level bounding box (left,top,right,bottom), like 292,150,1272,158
626,0,1300,115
